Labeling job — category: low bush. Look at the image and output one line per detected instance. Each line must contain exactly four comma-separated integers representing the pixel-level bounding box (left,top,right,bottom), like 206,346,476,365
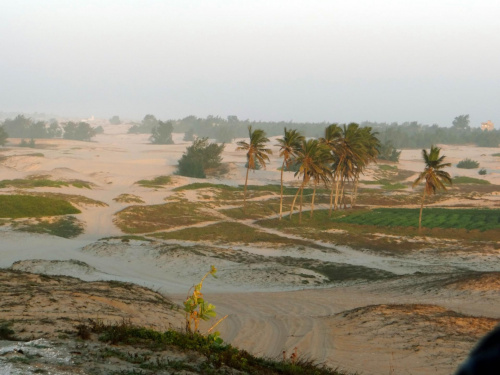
135,176,172,188
176,138,225,178
457,158,480,169
478,168,487,175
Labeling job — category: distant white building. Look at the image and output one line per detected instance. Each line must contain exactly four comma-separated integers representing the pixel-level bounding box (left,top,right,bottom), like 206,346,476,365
481,120,494,131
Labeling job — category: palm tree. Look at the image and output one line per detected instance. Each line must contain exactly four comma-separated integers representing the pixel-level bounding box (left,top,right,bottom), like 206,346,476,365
412,145,452,232
319,124,341,215
289,139,331,223
236,126,272,213
276,128,304,220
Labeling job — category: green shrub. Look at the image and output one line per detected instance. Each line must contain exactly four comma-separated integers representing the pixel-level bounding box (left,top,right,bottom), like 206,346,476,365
457,158,480,169
177,138,225,178
478,168,487,175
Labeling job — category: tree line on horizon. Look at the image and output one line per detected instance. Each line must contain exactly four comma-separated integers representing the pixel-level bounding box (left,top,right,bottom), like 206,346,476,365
125,113,499,148
0,115,102,145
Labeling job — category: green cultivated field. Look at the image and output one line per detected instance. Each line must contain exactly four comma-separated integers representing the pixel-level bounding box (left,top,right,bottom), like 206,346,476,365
333,208,500,231
0,195,81,218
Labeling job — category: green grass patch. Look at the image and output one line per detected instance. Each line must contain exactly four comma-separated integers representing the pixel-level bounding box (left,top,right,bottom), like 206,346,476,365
493,153,500,157
15,216,83,238
152,221,324,249
0,177,92,189
136,175,172,188
115,201,219,233
0,195,80,218
362,179,408,190
378,164,398,171
331,208,500,231
174,182,323,196
453,176,490,185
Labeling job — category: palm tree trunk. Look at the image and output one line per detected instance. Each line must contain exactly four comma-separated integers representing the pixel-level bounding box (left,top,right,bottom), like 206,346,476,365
353,176,359,207
328,176,335,216
243,165,250,214
311,180,317,218
299,184,304,224
279,160,285,220
418,189,426,233
289,183,303,219
350,178,355,208
334,177,341,211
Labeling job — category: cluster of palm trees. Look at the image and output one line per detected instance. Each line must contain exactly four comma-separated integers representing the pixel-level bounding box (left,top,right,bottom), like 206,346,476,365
237,124,380,223
237,125,453,232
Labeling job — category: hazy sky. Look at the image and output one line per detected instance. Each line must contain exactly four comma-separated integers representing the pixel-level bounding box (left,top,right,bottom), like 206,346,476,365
1,0,499,126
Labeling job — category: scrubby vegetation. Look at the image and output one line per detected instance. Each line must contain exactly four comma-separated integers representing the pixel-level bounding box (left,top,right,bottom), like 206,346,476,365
84,320,348,375
457,158,480,169
0,195,80,218
113,194,145,203
0,176,92,189
15,216,84,238
135,175,172,188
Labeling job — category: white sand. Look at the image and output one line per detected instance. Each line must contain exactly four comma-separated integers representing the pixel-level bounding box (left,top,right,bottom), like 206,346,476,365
1,124,499,375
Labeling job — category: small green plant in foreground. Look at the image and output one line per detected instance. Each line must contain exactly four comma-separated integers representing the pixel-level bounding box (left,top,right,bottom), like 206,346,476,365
457,158,480,169
184,266,226,338
86,320,347,374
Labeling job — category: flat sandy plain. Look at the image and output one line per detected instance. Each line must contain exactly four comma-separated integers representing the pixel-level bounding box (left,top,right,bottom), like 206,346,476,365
0,123,499,375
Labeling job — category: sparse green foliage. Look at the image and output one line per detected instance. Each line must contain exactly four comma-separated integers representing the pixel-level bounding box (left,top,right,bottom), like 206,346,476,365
457,158,480,169
184,266,219,334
